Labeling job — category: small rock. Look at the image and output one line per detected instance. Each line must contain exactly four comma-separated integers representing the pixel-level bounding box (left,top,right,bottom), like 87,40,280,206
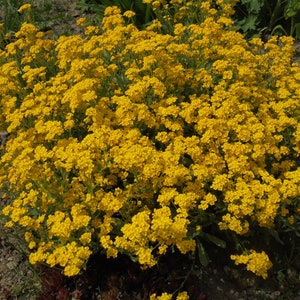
6,261,18,270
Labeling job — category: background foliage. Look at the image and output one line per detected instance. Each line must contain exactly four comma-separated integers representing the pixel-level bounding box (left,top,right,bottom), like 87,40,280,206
1,0,300,39
234,0,300,38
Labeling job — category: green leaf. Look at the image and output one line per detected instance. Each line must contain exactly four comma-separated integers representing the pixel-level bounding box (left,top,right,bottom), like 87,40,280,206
29,207,40,219
240,0,263,13
202,232,227,249
268,228,284,245
236,14,259,32
271,24,288,36
118,0,131,10
294,23,300,38
285,0,300,18
197,241,210,267
135,0,147,12
249,0,263,13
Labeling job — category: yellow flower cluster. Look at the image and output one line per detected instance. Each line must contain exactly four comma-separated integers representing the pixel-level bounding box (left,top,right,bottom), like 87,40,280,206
231,250,273,279
0,1,300,278
29,241,92,276
150,291,189,300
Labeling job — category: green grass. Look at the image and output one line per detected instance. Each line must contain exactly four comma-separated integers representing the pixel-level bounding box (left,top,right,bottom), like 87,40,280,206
0,0,83,41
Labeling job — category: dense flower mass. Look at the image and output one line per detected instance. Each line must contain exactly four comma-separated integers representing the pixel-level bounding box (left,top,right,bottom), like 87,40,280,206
0,0,300,282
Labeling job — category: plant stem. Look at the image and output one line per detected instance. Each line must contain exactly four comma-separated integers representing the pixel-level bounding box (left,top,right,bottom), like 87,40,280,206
269,0,286,29
290,16,295,36
145,4,152,24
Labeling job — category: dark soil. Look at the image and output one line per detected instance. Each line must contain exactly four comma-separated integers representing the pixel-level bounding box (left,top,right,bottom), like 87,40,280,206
31,250,300,300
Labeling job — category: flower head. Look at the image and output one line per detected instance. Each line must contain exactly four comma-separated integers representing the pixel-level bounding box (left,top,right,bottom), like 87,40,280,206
18,3,31,13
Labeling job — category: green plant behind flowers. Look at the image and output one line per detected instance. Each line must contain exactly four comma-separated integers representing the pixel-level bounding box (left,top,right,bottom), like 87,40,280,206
76,0,155,28
0,0,24,42
0,0,85,45
1,1,300,292
234,0,300,38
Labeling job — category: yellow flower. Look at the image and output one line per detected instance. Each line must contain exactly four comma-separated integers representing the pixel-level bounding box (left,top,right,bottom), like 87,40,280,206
28,241,37,249
76,17,86,26
150,293,172,300
123,10,136,18
288,216,295,224
18,3,31,13
198,193,217,210
80,232,92,245
85,26,99,35
150,291,189,300
176,291,189,300
64,265,81,277
146,19,162,31
231,250,273,279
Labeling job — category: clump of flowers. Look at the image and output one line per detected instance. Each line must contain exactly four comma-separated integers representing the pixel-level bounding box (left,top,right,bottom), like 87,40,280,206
231,250,273,279
0,0,300,283
150,291,189,300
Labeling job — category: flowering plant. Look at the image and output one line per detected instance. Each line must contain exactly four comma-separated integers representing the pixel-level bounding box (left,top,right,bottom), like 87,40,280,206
0,0,300,283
